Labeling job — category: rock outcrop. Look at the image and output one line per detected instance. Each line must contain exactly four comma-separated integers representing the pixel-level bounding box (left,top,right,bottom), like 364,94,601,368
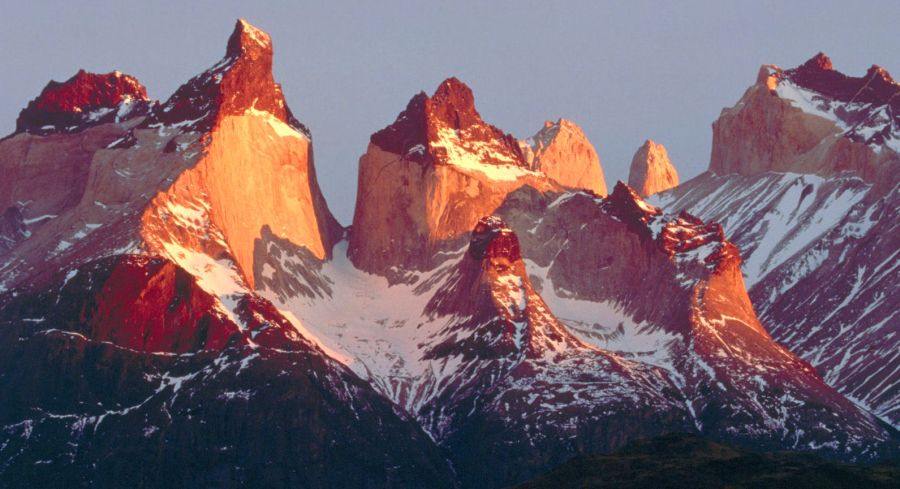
0,18,340,294
418,215,690,489
348,78,557,277
710,53,900,183
520,119,607,196
2,20,897,489
14,69,149,135
349,79,608,278
654,170,900,427
627,139,679,197
0,20,455,489
494,182,893,459
147,19,308,135
0,207,27,255
655,52,900,427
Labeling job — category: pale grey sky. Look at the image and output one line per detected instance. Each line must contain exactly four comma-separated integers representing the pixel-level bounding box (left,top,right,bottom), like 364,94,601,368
2,1,897,223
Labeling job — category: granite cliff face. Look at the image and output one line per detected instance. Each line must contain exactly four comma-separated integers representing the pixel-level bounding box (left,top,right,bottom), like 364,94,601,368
710,53,900,183
653,53,900,427
520,119,608,196
0,19,340,295
1,26,897,489
628,139,679,197
348,80,606,278
0,20,452,488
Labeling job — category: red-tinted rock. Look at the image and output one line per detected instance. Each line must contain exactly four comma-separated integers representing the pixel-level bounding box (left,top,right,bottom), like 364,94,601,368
149,19,307,134
710,53,900,181
79,256,241,353
468,216,521,262
628,139,679,197
15,70,149,134
370,77,525,167
0,207,27,254
520,119,608,196
785,52,898,107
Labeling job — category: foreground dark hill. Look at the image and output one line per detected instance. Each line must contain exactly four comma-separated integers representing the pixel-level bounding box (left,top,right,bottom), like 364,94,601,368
515,433,900,489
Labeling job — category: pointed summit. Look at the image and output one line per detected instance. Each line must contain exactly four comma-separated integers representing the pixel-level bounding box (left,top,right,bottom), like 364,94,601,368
428,77,480,131
226,19,273,59
149,19,305,134
369,76,525,166
520,118,608,196
627,139,679,197
799,52,834,71
15,69,149,134
784,52,898,106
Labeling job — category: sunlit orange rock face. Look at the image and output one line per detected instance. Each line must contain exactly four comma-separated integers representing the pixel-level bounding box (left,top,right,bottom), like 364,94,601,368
348,80,606,278
139,19,340,289
520,119,608,196
627,139,679,197
710,53,900,183
0,19,339,294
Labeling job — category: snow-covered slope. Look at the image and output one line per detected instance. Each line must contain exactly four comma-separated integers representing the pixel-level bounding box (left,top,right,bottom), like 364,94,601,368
494,183,891,456
653,171,899,427
1,24,897,489
710,53,900,183
650,53,899,429
258,179,894,488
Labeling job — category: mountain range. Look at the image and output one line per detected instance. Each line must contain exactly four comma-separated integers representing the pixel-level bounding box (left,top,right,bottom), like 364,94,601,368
0,19,896,488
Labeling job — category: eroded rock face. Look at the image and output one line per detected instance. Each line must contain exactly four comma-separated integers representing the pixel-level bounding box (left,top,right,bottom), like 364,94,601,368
349,78,564,278
520,119,608,196
147,19,307,135
0,19,340,294
139,19,340,288
0,207,27,255
493,182,893,461
350,79,616,278
418,215,690,488
654,170,900,428
628,139,679,197
14,70,149,135
710,53,900,183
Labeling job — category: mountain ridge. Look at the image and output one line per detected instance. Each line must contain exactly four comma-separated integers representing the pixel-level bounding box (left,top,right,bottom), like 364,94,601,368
0,21,897,489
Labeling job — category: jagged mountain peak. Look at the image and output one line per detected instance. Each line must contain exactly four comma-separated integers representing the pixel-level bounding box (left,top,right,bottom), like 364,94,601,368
628,138,679,197
429,76,480,130
148,18,306,134
369,76,525,166
711,52,900,181
468,216,521,262
604,181,663,226
14,69,149,135
226,18,273,59
422,213,589,372
798,51,834,71
520,117,608,196
782,52,899,106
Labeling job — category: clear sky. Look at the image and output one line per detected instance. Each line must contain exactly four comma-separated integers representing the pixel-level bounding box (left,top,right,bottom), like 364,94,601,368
2,1,897,223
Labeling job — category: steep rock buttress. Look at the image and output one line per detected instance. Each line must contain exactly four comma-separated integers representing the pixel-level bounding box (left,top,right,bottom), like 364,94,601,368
348,78,605,278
